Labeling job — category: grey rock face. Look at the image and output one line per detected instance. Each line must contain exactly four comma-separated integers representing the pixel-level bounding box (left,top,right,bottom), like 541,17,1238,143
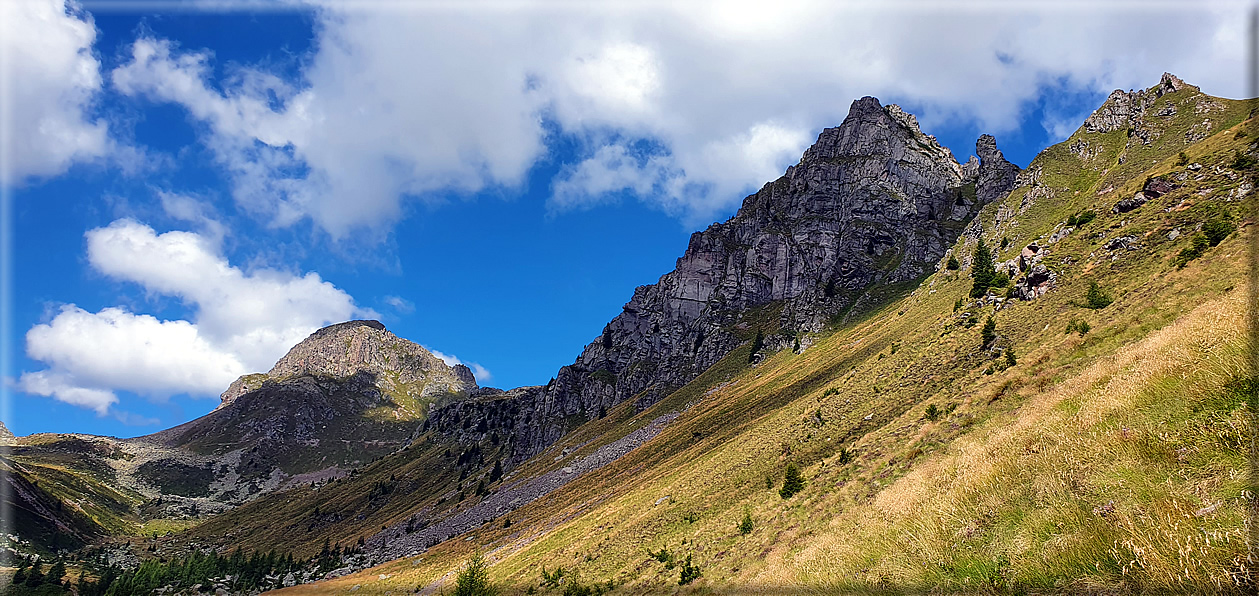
497,97,1019,462
1105,235,1138,251
1112,192,1149,214
975,134,1020,205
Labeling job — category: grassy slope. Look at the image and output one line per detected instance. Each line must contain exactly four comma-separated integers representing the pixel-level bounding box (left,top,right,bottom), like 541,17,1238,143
4,437,149,551
280,87,1255,594
172,431,507,558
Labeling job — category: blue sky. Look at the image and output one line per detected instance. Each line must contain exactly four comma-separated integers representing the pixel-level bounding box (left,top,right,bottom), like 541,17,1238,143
1,0,1249,438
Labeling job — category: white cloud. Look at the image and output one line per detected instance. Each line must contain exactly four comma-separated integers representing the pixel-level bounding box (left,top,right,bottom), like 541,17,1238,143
106,2,1244,231
21,306,246,413
19,370,117,415
0,0,109,184
557,41,662,125
383,295,414,314
550,121,809,221
20,219,370,413
85,219,367,369
157,190,226,242
550,143,671,211
426,348,492,384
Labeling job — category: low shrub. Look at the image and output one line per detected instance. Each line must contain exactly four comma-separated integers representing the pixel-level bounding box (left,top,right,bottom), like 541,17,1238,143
541,566,564,588
649,547,676,569
1203,217,1236,247
1231,149,1256,170
1064,319,1091,335
1066,210,1096,227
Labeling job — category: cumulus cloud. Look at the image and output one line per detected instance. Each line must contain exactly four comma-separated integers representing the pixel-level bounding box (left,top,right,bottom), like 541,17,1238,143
106,2,1243,231
20,219,371,414
550,143,673,211
427,348,492,384
0,0,109,184
21,307,245,413
85,219,368,369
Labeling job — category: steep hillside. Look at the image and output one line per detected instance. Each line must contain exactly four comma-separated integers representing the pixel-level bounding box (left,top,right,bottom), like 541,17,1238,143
282,74,1254,594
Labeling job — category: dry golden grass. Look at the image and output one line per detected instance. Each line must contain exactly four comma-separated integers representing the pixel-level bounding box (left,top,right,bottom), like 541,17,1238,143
789,289,1249,593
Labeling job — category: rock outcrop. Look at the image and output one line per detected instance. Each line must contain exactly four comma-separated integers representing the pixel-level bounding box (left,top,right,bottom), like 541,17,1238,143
1083,72,1199,135
975,134,1020,204
499,97,1020,461
1113,174,1176,214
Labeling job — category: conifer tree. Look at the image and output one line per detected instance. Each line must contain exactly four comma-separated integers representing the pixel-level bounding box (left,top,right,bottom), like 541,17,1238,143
454,551,497,596
25,560,44,587
780,463,805,499
970,238,995,297
981,316,997,346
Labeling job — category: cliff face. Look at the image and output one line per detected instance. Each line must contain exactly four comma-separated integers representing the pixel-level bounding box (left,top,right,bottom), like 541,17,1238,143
502,97,1020,461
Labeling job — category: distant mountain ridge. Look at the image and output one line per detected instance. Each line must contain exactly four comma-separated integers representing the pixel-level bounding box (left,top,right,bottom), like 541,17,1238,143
5,96,1026,551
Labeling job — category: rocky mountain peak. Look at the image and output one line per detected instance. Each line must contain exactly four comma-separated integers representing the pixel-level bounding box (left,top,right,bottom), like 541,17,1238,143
1083,73,1202,134
1156,72,1195,97
500,97,1022,461
306,319,386,339
975,134,1001,161
974,134,1020,204
802,97,958,174
218,320,477,408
